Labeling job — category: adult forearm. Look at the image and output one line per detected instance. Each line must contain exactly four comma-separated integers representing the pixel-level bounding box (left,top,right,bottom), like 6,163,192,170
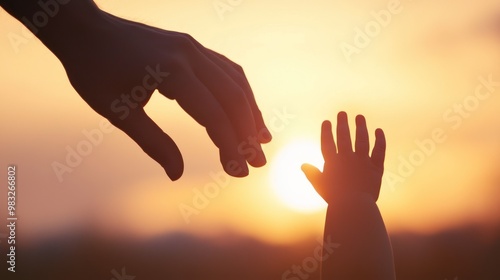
321,193,395,280
1,0,45,18
0,0,107,58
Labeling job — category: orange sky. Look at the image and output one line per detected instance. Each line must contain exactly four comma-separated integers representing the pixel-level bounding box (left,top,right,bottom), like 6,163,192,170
1,0,500,246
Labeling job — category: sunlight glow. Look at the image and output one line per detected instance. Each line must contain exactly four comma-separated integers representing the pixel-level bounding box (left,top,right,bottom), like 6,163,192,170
270,140,328,213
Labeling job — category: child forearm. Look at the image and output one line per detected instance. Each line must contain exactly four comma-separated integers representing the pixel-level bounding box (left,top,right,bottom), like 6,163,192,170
321,193,395,280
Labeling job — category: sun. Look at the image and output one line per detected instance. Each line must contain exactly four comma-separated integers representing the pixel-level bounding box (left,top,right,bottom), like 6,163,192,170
270,139,328,213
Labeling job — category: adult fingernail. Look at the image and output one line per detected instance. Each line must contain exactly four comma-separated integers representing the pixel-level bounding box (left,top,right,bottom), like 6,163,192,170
224,159,249,177
258,127,272,143
164,164,183,181
248,150,267,168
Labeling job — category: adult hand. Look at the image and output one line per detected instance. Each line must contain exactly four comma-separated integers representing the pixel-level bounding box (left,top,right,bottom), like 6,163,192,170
42,2,271,180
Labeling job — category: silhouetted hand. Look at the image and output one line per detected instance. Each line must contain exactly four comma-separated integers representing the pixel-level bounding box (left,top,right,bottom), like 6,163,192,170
302,112,394,279
302,112,385,203
36,3,271,180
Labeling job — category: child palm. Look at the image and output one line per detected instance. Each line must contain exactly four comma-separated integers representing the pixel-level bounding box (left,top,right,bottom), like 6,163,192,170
302,112,386,203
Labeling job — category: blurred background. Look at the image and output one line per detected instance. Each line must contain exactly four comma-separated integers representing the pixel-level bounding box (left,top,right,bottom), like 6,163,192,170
1,0,500,279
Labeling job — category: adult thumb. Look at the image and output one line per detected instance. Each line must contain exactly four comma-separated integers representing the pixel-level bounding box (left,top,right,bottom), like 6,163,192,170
109,108,184,181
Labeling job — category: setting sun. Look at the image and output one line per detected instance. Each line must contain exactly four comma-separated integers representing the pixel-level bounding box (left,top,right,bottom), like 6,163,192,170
270,139,328,213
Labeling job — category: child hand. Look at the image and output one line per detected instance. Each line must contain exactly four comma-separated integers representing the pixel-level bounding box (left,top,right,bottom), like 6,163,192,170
302,112,386,203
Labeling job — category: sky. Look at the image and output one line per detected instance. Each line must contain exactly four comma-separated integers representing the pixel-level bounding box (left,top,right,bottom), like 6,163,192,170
1,0,500,251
